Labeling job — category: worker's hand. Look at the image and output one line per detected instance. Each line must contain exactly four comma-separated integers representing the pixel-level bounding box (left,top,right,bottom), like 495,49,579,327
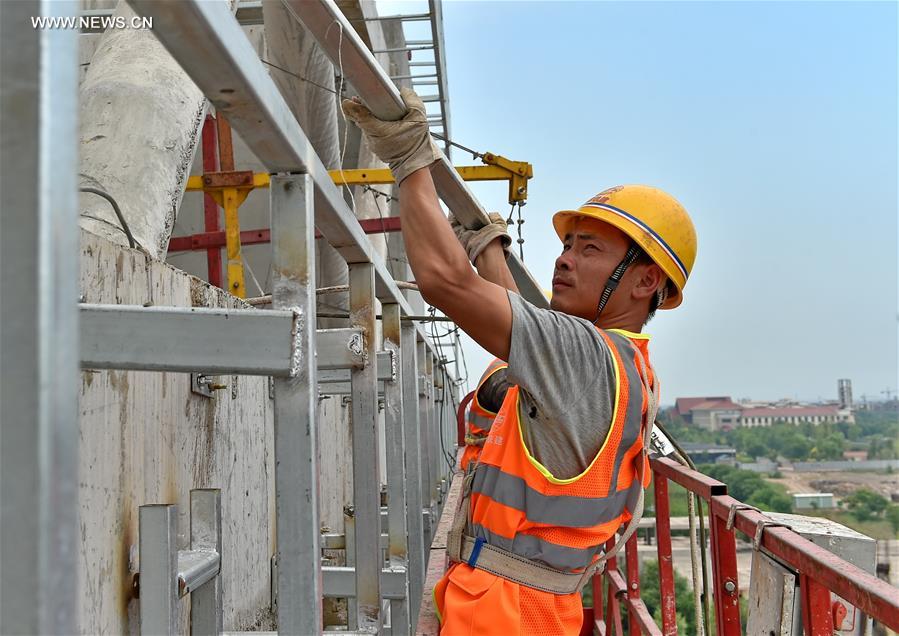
341,88,442,186
448,212,511,263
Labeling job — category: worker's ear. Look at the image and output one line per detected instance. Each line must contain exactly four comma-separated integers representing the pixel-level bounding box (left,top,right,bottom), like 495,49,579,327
630,263,664,301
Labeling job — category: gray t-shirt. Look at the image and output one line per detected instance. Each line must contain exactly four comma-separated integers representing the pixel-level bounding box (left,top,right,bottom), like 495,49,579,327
502,291,617,480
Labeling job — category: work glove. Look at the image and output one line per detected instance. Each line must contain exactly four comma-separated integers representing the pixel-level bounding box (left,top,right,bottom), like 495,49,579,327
341,87,442,186
448,212,512,263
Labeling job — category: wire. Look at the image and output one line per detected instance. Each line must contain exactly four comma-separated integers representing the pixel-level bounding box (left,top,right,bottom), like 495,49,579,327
653,418,711,635
243,255,266,297
260,59,343,98
367,185,397,273
79,187,137,249
429,132,484,160
362,184,399,203
431,315,459,473
327,19,359,216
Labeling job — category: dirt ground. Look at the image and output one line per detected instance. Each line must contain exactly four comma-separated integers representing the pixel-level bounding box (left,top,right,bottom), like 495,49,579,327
768,467,899,502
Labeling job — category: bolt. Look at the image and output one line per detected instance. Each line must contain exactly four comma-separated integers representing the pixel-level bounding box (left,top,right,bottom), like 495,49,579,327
517,186,526,194
232,281,239,289
724,580,736,593
630,582,638,591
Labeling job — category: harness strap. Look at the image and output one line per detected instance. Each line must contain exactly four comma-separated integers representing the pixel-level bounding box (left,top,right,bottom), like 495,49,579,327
594,244,640,320
457,535,587,594
447,339,659,596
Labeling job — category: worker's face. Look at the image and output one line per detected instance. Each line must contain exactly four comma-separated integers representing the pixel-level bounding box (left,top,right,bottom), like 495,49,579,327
550,217,632,319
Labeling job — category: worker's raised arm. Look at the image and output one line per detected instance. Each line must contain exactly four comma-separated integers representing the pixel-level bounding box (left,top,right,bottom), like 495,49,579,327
342,89,513,360
398,169,512,361
449,212,520,294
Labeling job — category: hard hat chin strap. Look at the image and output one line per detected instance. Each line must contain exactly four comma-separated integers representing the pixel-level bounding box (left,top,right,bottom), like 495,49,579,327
594,245,640,323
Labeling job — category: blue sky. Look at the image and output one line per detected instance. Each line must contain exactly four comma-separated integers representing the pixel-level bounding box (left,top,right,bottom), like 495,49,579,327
379,1,898,405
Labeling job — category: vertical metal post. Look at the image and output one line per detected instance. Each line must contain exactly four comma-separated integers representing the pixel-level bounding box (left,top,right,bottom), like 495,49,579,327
604,539,625,635
216,114,245,297
417,339,434,543
653,477,678,635
427,353,440,508
349,262,382,632
709,511,741,635
190,489,222,636
270,174,323,633
223,187,246,297
345,509,358,630
625,533,642,635
0,2,79,633
200,115,223,288
800,573,834,636
382,304,410,634
591,570,604,633
401,324,426,624
140,504,179,635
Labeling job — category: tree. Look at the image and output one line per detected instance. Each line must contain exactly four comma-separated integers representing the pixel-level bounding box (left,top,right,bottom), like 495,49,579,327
843,489,889,522
810,433,844,461
886,505,899,534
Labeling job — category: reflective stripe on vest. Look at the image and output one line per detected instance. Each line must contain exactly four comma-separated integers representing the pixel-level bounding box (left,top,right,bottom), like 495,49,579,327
469,330,652,573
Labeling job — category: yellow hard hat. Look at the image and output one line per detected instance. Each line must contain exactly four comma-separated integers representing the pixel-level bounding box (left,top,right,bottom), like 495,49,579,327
552,185,697,309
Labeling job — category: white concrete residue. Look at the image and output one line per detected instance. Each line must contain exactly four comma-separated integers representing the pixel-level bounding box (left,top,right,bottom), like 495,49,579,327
78,231,275,633
78,1,209,259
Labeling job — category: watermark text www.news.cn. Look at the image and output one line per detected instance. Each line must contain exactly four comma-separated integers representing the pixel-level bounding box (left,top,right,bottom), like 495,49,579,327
31,15,153,30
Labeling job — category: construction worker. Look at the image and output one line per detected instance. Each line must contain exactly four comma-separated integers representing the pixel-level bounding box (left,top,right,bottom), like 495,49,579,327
343,89,697,635
459,357,509,473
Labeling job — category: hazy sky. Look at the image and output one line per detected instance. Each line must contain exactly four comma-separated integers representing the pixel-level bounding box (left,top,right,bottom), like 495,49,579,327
380,1,898,405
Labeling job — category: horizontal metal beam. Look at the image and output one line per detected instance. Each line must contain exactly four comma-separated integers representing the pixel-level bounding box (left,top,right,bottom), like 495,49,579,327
390,73,437,81
287,0,549,309
318,381,386,396
79,304,364,375
322,566,407,600
371,45,434,54
321,532,388,551
168,217,402,252
318,350,395,383
176,550,219,597
353,12,431,22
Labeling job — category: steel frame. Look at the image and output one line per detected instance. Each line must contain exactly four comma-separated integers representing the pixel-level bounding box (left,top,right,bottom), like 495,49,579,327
79,304,367,375
8,0,488,632
0,1,80,633
139,490,223,636
283,0,549,310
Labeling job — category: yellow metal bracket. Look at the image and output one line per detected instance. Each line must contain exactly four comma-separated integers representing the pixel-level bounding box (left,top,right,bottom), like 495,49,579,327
185,170,269,298
329,154,533,204
184,156,533,297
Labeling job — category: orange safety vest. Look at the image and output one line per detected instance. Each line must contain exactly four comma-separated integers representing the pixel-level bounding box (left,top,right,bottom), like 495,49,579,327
435,329,656,635
460,358,509,473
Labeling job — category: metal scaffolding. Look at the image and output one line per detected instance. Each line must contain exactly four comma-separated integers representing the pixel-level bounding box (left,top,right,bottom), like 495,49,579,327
2,0,505,633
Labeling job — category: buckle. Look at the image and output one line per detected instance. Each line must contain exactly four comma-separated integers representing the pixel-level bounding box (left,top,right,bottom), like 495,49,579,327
753,519,791,550
467,537,486,568
726,503,760,531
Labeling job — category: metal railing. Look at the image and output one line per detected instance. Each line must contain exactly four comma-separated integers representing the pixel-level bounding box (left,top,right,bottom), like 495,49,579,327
582,456,899,635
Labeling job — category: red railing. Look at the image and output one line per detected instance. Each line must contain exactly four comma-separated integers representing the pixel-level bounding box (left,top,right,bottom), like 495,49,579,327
582,456,899,635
